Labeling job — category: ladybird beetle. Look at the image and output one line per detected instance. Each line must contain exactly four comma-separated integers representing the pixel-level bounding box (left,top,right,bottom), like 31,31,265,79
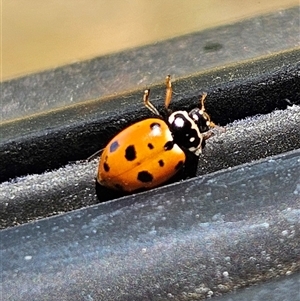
97,75,219,192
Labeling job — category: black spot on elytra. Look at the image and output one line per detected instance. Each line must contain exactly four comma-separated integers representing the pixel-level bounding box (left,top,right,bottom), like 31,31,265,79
175,160,184,170
158,160,164,167
137,171,153,183
164,141,174,151
103,162,110,172
110,141,120,153
125,145,136,161
148,143,154,150
150,122,161,130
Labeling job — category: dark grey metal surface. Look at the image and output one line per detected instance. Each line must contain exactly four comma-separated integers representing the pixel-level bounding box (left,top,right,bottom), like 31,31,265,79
2,7,299,121
1,49,299,183
1,7,300,300
1,104,299,228
213,272,300,301
1,148,300,300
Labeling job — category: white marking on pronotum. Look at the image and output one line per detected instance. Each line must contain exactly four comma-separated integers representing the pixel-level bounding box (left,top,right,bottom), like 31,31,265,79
168,110,203,156
174,117,184,128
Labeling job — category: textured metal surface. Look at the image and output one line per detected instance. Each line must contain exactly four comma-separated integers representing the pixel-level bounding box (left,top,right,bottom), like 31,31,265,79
213,272,300,301
2,7,299,121
1,8,300,300
1,148,300,300
1,49,299,183
1,105,299,228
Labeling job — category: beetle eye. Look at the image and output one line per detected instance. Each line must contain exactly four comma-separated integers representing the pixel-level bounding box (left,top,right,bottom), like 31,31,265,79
191,113,199,122
189,108,210,133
